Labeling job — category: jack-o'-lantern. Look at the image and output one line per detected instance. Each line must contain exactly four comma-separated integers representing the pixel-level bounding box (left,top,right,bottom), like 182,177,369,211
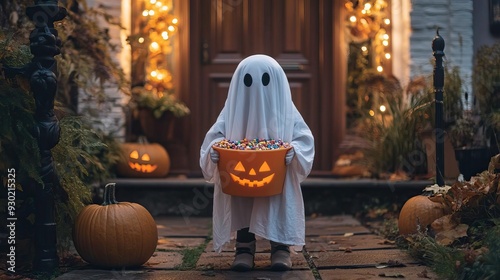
116,142,170,178
213,146,291,197
230,160,275,187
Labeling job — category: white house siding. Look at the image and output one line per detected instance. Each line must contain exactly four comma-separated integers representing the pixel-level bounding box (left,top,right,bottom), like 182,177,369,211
77,0,130,140
409,0,474,93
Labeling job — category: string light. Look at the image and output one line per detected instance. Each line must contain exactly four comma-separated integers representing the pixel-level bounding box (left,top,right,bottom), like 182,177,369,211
133,0,178,91
345,0,391,72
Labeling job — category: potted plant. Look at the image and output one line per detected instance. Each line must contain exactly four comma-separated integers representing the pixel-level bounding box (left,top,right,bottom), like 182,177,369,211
448,94,491,181
472,43,500,156
129,85,190,144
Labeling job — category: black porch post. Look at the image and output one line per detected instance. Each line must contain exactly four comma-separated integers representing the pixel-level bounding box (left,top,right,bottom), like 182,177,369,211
26,0,67,273
432,30,445,186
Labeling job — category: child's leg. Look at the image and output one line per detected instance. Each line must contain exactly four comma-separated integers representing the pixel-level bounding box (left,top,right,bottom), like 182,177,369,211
236,227,255,242
231,227,256,271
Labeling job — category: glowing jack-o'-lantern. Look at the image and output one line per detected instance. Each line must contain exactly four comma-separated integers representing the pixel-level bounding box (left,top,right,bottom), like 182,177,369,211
213,146,291,197
116,142,170,178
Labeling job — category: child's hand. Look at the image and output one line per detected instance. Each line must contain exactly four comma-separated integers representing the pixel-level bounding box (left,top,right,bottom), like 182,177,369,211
210,148,220,163
285,148,295,165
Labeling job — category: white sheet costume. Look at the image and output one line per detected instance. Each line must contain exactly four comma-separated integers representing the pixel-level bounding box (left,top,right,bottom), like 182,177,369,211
200,54,315,253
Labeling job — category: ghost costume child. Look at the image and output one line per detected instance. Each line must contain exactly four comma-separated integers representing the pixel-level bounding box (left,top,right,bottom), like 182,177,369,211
200,54,315,253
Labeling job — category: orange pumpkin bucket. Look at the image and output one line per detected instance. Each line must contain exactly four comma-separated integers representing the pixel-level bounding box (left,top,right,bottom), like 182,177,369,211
213,146,291,197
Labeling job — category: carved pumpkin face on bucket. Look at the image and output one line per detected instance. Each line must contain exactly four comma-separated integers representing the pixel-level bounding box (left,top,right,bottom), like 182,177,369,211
116,143,170,178
230,160,275,187
213,146,291,197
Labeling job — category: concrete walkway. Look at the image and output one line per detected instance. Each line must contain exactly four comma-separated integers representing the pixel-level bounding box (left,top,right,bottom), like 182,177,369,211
56,215,437,280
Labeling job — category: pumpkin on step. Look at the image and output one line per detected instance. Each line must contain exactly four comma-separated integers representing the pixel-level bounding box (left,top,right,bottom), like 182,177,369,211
116,141,170,178
398,195,450,235
73,183,158,268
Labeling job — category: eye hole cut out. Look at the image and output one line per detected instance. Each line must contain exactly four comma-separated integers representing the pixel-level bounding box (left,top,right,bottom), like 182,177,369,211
259,161,271,172
130,150,139,159
262,72,270,86
234,161,246,172
244,73,253,87
141,154,151,161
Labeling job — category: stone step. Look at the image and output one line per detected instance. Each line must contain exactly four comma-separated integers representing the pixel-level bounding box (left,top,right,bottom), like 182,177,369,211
107,177,433,217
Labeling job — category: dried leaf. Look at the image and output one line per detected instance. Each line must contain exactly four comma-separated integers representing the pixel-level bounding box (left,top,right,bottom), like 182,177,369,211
344,232,354,237
435,224,469,246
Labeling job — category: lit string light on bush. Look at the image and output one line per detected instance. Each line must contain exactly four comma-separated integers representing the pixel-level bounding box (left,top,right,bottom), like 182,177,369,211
345,0,391,73
137,0,178,93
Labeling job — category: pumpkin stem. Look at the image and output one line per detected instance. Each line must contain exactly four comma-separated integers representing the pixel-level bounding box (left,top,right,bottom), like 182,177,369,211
102,183,119,206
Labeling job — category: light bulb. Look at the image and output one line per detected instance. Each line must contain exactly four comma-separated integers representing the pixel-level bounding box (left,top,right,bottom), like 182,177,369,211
349,16,357,22
385,53,391,59
377,66,383,72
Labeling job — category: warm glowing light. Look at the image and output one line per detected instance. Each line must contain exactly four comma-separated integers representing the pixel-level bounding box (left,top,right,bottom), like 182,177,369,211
149,0,156,4
161,31,169,40
361,9,367,14
148,10,155,16
382,40,389,46
377,66,383,72
157,73,164,80
151,70,158,77
360,18,368,25
150,41,160,51
349,16,357,22
138,37,145,43
168,25,175,32
382,34,389,40
364,3,372,10
384,18,391,25
361,46,368,52
162,5,169,11
379,105,386,112
172,18,178,24
142,10,149,17
369,110,375,117
385,53,391,59
155,2,162,7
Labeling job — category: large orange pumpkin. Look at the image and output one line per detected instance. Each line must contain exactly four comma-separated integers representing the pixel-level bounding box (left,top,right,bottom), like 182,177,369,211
398,195,449,235
73,183,158,268
116,142,170,178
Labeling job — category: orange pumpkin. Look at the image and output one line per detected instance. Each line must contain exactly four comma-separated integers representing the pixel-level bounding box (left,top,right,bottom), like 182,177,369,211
213,146,291,197
116,142,170,178
398,195,449,235
73,183,158,268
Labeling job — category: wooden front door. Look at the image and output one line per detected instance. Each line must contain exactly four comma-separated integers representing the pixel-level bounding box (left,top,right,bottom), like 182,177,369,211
185,0,346,175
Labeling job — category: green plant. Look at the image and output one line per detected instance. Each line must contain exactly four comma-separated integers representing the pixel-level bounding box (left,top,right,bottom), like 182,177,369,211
399,155,500,279
1,0,126,258
473,43,500,151
130,86,190,118
354,73,433,177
